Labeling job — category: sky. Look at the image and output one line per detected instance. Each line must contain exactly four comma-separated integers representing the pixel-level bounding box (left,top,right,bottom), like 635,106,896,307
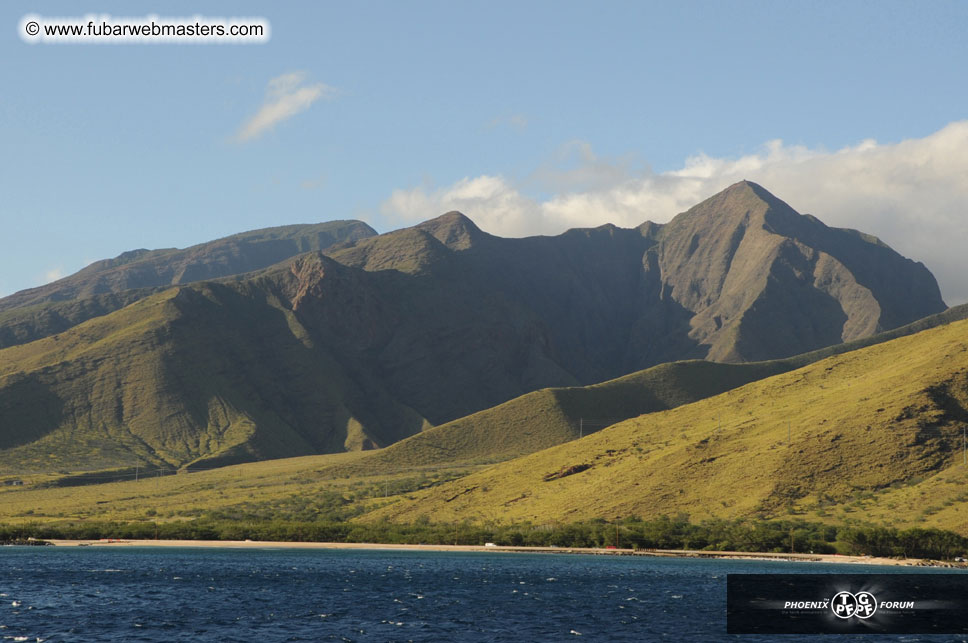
3,1,968,303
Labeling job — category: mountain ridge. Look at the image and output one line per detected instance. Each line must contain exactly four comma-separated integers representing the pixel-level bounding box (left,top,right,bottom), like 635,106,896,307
0,182,949,472
0,219,376,313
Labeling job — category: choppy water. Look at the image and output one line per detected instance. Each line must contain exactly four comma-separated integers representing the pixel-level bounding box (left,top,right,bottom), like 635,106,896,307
0,546,964,642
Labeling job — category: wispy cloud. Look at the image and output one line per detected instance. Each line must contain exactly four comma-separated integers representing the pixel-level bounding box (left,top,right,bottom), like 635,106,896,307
43,267,64,284
381,121,968,304
300,173,327,190
235,72,336,142
490,113,528,131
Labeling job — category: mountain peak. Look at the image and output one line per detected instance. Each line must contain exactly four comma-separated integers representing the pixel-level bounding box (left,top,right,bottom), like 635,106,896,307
709,179,784,209
716,179,779,200
663,180,801,237
725,178,764,192
416,211,486,250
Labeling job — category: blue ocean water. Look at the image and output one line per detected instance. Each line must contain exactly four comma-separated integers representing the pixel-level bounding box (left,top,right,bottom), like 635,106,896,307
0,546,964,642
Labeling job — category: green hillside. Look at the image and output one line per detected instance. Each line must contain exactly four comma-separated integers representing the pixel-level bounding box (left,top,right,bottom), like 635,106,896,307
344,361,790,472
0,288,164,350
4,313,968,539
0,272,431,475
365,317,968,536
332,302,968,475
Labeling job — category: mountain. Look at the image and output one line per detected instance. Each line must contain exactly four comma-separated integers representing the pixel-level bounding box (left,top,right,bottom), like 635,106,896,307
0,220,376,314
0,250,575,473
0,182,948,473
332,300,968,475
0,269,433,474
6,309,968,538
649,181,944,361
0,219,375,350
365,315,968,533
329,182,944,382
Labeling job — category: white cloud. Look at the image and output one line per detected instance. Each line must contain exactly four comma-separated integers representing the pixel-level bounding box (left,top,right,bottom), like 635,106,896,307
380,121,968,304
384,175,550,237
44,267,64,283
235,72,336,142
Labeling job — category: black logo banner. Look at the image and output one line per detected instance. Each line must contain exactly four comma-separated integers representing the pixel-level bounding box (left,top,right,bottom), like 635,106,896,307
727,573,968,634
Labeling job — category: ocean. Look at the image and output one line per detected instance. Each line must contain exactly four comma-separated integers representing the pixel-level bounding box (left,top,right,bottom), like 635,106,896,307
1,546,964,642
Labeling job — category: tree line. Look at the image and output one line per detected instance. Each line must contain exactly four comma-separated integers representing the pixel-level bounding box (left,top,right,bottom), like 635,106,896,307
3,515,967,560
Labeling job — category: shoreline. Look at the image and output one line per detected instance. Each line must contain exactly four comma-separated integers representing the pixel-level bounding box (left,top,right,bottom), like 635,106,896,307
41,539,960,567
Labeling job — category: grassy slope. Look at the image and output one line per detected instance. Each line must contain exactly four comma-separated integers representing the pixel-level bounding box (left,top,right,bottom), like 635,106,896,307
0,290,181,472
0,288,273,473
0,288,164,350
0,278,429,474
364,317,968,535
328,303,968,474
345,361,792,472
4,315,968,535
0,451,479,525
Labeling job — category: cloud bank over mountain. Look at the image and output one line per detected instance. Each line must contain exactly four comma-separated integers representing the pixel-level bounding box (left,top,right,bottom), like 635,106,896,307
381,121,968,304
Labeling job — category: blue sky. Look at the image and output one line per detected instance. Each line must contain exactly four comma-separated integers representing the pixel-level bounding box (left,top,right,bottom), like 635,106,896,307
3,1,968,302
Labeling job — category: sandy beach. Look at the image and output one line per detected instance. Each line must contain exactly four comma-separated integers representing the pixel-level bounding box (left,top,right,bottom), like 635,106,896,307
43,539,958,567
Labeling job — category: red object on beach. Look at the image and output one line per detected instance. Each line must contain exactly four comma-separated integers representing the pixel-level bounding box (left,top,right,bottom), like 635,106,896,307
606,545,617,549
